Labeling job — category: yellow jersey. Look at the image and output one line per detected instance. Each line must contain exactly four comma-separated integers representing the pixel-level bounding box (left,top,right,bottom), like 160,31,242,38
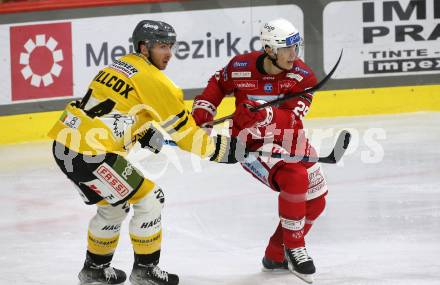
48,53,214,157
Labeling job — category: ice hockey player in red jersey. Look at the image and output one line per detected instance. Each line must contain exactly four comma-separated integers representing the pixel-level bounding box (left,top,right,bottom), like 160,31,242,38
191,18,328,284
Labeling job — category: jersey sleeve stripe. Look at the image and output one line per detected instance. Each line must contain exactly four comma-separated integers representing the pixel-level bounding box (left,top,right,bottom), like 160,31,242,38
167,115,189,134
162,110,186,129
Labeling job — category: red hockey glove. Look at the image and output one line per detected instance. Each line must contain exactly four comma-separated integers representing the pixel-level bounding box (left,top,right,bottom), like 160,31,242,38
191,99,217,126
233,100,274,129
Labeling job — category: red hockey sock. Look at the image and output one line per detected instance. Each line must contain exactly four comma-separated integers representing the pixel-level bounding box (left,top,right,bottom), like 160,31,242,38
274,163,308,249
264,222,284,262
304,195,326,235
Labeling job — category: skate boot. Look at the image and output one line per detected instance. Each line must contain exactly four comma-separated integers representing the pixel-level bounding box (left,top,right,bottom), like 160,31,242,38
284,247,316,284
78,261,126,285
129,263,179,285
261,256,288,272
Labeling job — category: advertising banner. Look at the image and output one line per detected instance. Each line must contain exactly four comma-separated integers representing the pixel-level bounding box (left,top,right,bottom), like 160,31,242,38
0,4,303,105
323,0,440,78
10,22,73,101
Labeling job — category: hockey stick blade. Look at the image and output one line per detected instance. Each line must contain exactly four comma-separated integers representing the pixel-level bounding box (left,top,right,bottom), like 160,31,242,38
201,49,344,127
247,130,351,164
316,130,351,164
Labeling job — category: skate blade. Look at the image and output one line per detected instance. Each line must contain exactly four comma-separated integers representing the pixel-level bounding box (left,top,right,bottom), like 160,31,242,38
291,270,314,284
129,275,160,285
78,281,125,285
261,266,290,274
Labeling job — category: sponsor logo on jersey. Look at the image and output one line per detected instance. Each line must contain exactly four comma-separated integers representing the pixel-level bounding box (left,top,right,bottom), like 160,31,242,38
60,110,81,129
234,80,258,90
279,80,297,90
264,83,273,93
82,179,119,203
233,61,248,68
86,183,102,195
101,224,121,231
93,71,134,98
262,76,275,80
242,158,270,186
294,66,309,75
109,60,138,78
122,163,134,180
94,163,131,198
10,22,73,101
140,217,161,229
154,188,165,204
308,165,326,195
286,73,303,81
280,217,305,231
231,71,251,78
306,164,328,199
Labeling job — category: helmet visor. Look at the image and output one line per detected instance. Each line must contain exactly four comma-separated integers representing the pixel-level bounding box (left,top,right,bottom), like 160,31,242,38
278,42,302,56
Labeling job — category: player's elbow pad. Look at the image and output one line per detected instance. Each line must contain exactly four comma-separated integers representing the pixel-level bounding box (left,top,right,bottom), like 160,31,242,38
209,135,247,164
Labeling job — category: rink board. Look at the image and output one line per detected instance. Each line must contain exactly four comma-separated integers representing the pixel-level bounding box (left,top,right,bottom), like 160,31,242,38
1,84,439,145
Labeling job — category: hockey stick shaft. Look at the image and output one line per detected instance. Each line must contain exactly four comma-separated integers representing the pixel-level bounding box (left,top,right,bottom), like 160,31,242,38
163,130,351,164
246,130,351,164
201,49,344,127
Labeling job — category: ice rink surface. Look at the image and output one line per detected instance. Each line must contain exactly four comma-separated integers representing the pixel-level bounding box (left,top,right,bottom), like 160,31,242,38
1,112,439,285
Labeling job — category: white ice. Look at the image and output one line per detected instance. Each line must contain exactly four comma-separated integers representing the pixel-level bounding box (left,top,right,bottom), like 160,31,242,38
1,112,439,285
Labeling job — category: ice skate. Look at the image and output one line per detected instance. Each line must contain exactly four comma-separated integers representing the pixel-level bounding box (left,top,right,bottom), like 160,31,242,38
261,256,288,272
129,264,179,285
78,262,126,285
284,247,315,283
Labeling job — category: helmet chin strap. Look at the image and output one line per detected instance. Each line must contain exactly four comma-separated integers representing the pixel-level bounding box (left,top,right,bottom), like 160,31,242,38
268,53,289,72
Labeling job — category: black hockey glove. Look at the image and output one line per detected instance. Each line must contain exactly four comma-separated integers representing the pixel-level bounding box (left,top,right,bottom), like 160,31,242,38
209,135,247,164
138,126,164,154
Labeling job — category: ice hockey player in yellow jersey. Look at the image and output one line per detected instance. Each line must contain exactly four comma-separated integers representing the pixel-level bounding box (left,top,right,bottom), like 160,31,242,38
49,20,246,285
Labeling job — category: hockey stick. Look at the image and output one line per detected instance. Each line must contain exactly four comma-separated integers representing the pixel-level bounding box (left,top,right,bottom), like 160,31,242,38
246,130,351,164
163,130,351,164
201,49,344,128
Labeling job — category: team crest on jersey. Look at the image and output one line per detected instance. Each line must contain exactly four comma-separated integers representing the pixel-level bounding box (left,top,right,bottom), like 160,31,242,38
264,83,273,93
109,60,138,78
234,80,258,90
99,113,135,139
231,71,251,78
286,73,303,81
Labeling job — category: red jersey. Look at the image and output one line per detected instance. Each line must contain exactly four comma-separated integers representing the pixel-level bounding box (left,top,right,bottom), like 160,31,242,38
194,51,317,153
